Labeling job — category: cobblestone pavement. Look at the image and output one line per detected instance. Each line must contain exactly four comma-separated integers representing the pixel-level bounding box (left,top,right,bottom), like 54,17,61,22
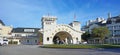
0,45,120,55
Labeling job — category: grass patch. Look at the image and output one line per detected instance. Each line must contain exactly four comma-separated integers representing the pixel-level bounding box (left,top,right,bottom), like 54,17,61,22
40,44,120,49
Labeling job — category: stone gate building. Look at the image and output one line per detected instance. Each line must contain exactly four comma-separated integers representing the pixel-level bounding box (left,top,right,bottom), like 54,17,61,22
39,16,83,44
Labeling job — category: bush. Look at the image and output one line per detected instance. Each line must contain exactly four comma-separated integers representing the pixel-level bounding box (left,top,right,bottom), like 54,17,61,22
8,41,18,44
41,44,120,49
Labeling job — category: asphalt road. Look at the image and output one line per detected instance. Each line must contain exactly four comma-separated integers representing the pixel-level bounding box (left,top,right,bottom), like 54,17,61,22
0,45,120,55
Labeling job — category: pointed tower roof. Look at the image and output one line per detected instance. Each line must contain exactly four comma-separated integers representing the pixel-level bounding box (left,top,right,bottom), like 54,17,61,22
0,19,5,26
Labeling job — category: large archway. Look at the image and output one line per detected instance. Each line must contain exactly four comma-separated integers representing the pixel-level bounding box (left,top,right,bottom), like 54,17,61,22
53,31,73,44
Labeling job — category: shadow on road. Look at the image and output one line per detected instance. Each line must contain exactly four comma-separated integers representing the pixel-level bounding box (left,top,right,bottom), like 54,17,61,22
90,48,120,53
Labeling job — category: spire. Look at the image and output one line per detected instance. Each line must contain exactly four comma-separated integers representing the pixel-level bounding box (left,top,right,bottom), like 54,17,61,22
74,13,76,21
108,12,111,18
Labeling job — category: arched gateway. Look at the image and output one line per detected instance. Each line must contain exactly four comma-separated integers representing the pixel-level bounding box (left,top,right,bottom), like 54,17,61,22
53,31,73,44
39,16,83,44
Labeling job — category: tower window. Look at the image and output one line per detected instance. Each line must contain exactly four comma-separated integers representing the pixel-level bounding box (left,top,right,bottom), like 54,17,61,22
46,22,51,24
47,37,49,41
76,38,78,40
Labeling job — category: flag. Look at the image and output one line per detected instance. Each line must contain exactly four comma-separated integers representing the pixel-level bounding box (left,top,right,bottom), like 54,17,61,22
74,13,76,21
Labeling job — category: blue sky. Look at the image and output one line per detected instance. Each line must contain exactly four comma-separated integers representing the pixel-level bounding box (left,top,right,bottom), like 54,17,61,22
0,0,120,28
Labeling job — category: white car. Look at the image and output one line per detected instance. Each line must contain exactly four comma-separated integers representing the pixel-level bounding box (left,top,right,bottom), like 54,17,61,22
0,38,8,46
82,42,87,44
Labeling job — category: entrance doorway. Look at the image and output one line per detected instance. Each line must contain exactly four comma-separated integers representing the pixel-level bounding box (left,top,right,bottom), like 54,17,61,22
53,31,73,44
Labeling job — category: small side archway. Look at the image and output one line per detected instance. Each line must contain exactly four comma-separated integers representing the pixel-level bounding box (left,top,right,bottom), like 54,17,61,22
38,32,43,45
53,31,73,44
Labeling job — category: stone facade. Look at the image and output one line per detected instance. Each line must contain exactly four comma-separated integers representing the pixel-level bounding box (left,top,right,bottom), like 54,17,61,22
11,28,40,45
106,15,120,44
39,16,83,44
0,16,83,45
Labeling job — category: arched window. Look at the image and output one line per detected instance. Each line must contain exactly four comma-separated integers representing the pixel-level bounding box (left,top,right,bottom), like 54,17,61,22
47,37,49,41
76,38,78,40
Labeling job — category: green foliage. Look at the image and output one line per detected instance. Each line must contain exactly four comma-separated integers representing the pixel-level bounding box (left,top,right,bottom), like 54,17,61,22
40,36,43,42
92,27,110,40
82,31,91,41
8,41,18,44
41,44,120,49
37,32,43,42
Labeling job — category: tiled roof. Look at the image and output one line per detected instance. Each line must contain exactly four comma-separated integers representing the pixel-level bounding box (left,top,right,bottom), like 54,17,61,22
107,15,120,24
12,27,40,33
87,21,106,27
95,22,106,26
73,21,80,23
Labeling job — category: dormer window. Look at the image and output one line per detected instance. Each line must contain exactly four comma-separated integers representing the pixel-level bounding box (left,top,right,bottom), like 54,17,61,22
111,19,116,24
24,29,35,32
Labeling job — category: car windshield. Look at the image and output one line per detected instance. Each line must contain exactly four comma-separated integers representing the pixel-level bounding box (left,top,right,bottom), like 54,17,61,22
3,40,8,41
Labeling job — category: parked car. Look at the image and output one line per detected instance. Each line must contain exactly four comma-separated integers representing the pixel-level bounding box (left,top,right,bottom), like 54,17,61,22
82,41,88,44
0,37,8,46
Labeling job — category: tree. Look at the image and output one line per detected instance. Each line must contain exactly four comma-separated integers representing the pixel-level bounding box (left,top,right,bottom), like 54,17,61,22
37,32,43,45
82,31,91,41
91,27,110,44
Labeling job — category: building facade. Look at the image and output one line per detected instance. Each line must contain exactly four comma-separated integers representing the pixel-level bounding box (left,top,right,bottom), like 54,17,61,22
0,20,12,39
106,15,120,44
11,28,40,45
82,17,106,44
39,16,83,44
82,17,106,33
0,15,84,45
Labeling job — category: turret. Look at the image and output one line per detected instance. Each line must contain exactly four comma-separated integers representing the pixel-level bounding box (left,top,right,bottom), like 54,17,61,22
69,21,81,31
41,16,57,30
